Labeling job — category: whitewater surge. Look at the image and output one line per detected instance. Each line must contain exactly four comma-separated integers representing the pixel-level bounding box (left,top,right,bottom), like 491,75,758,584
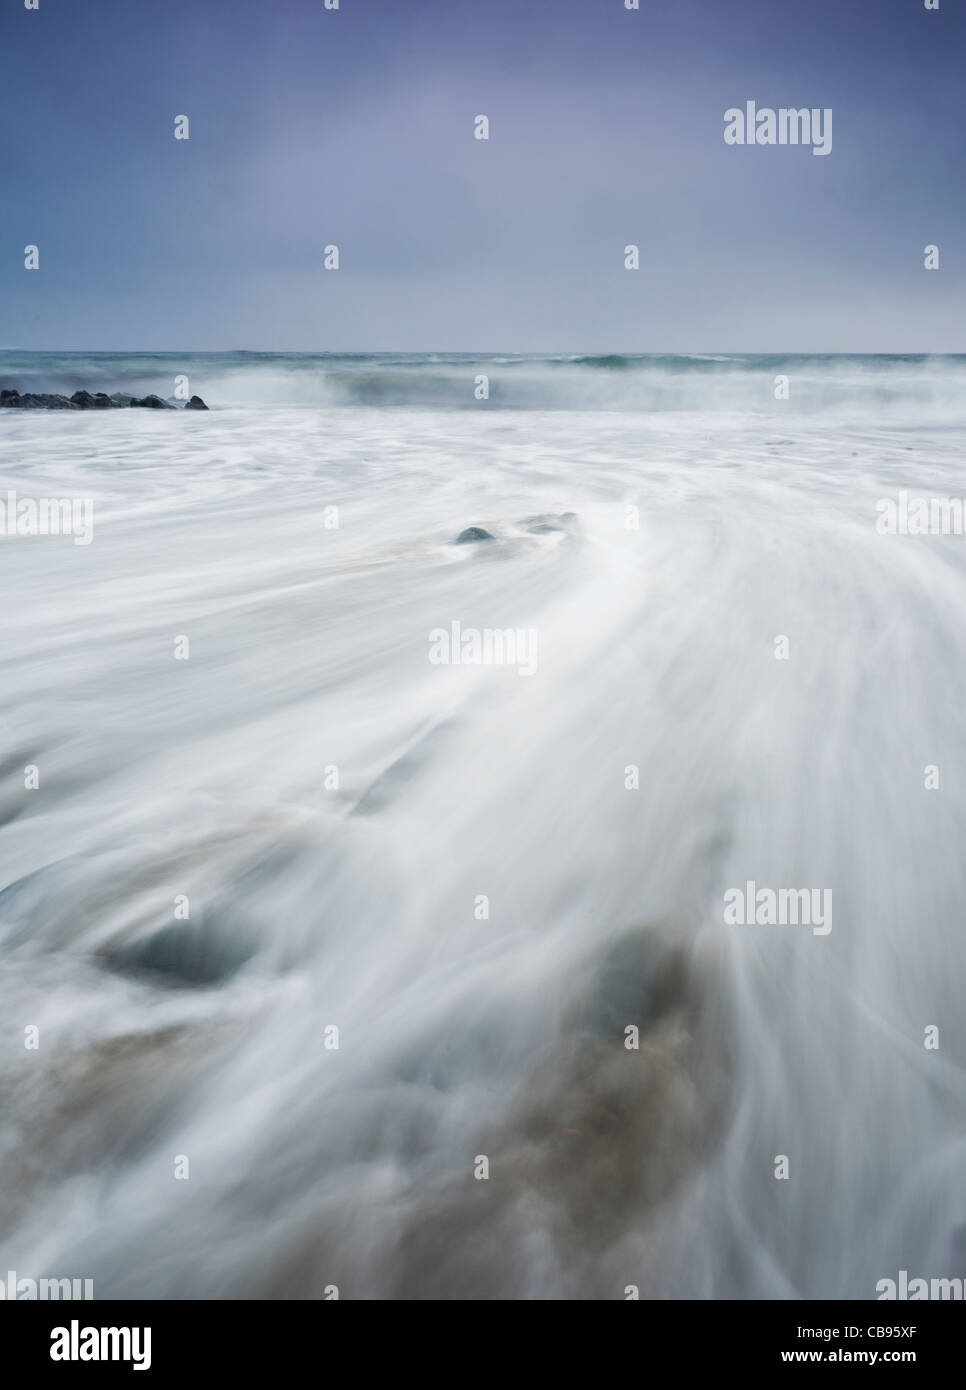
1,357,965,1298
3,349,966,418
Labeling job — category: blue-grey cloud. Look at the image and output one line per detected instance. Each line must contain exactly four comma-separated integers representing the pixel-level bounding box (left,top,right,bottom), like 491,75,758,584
2,0,964,349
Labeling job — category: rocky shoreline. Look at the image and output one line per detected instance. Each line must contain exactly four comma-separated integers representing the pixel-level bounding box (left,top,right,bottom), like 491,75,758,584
1,388,208,411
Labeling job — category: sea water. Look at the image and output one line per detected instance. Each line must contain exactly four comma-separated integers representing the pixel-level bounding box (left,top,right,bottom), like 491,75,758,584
1,352,965,1298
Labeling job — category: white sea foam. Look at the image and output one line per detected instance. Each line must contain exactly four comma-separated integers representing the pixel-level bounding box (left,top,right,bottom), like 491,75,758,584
1,377,965,1298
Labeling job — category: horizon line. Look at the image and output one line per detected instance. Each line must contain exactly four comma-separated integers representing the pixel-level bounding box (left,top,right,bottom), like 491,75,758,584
3,348,966,358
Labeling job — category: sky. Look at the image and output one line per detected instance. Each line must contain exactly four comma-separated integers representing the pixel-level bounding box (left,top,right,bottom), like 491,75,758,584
2,0,964,352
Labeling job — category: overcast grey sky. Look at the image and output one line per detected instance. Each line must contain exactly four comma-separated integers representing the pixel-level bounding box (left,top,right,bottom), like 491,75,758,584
2,0,964,351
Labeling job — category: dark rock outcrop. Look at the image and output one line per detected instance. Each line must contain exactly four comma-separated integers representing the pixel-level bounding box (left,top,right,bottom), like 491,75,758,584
21,393,75,410
1,387,208,411
70,390,112,409
455,526,495,544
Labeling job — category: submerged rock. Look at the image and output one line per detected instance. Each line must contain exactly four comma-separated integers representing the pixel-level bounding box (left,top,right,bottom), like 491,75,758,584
186,395,209,411
522,511,578,534
132,394,172,409
107,917,257,988
455,526,495,544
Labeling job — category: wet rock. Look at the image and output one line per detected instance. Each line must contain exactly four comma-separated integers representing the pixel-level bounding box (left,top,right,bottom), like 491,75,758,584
22,393,75,409
455,526,495,544
576,928,689,1042
108,917,256,988
2,386,191,411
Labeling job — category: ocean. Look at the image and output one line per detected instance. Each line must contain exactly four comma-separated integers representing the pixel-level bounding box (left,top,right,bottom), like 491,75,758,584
1,350,965,1298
